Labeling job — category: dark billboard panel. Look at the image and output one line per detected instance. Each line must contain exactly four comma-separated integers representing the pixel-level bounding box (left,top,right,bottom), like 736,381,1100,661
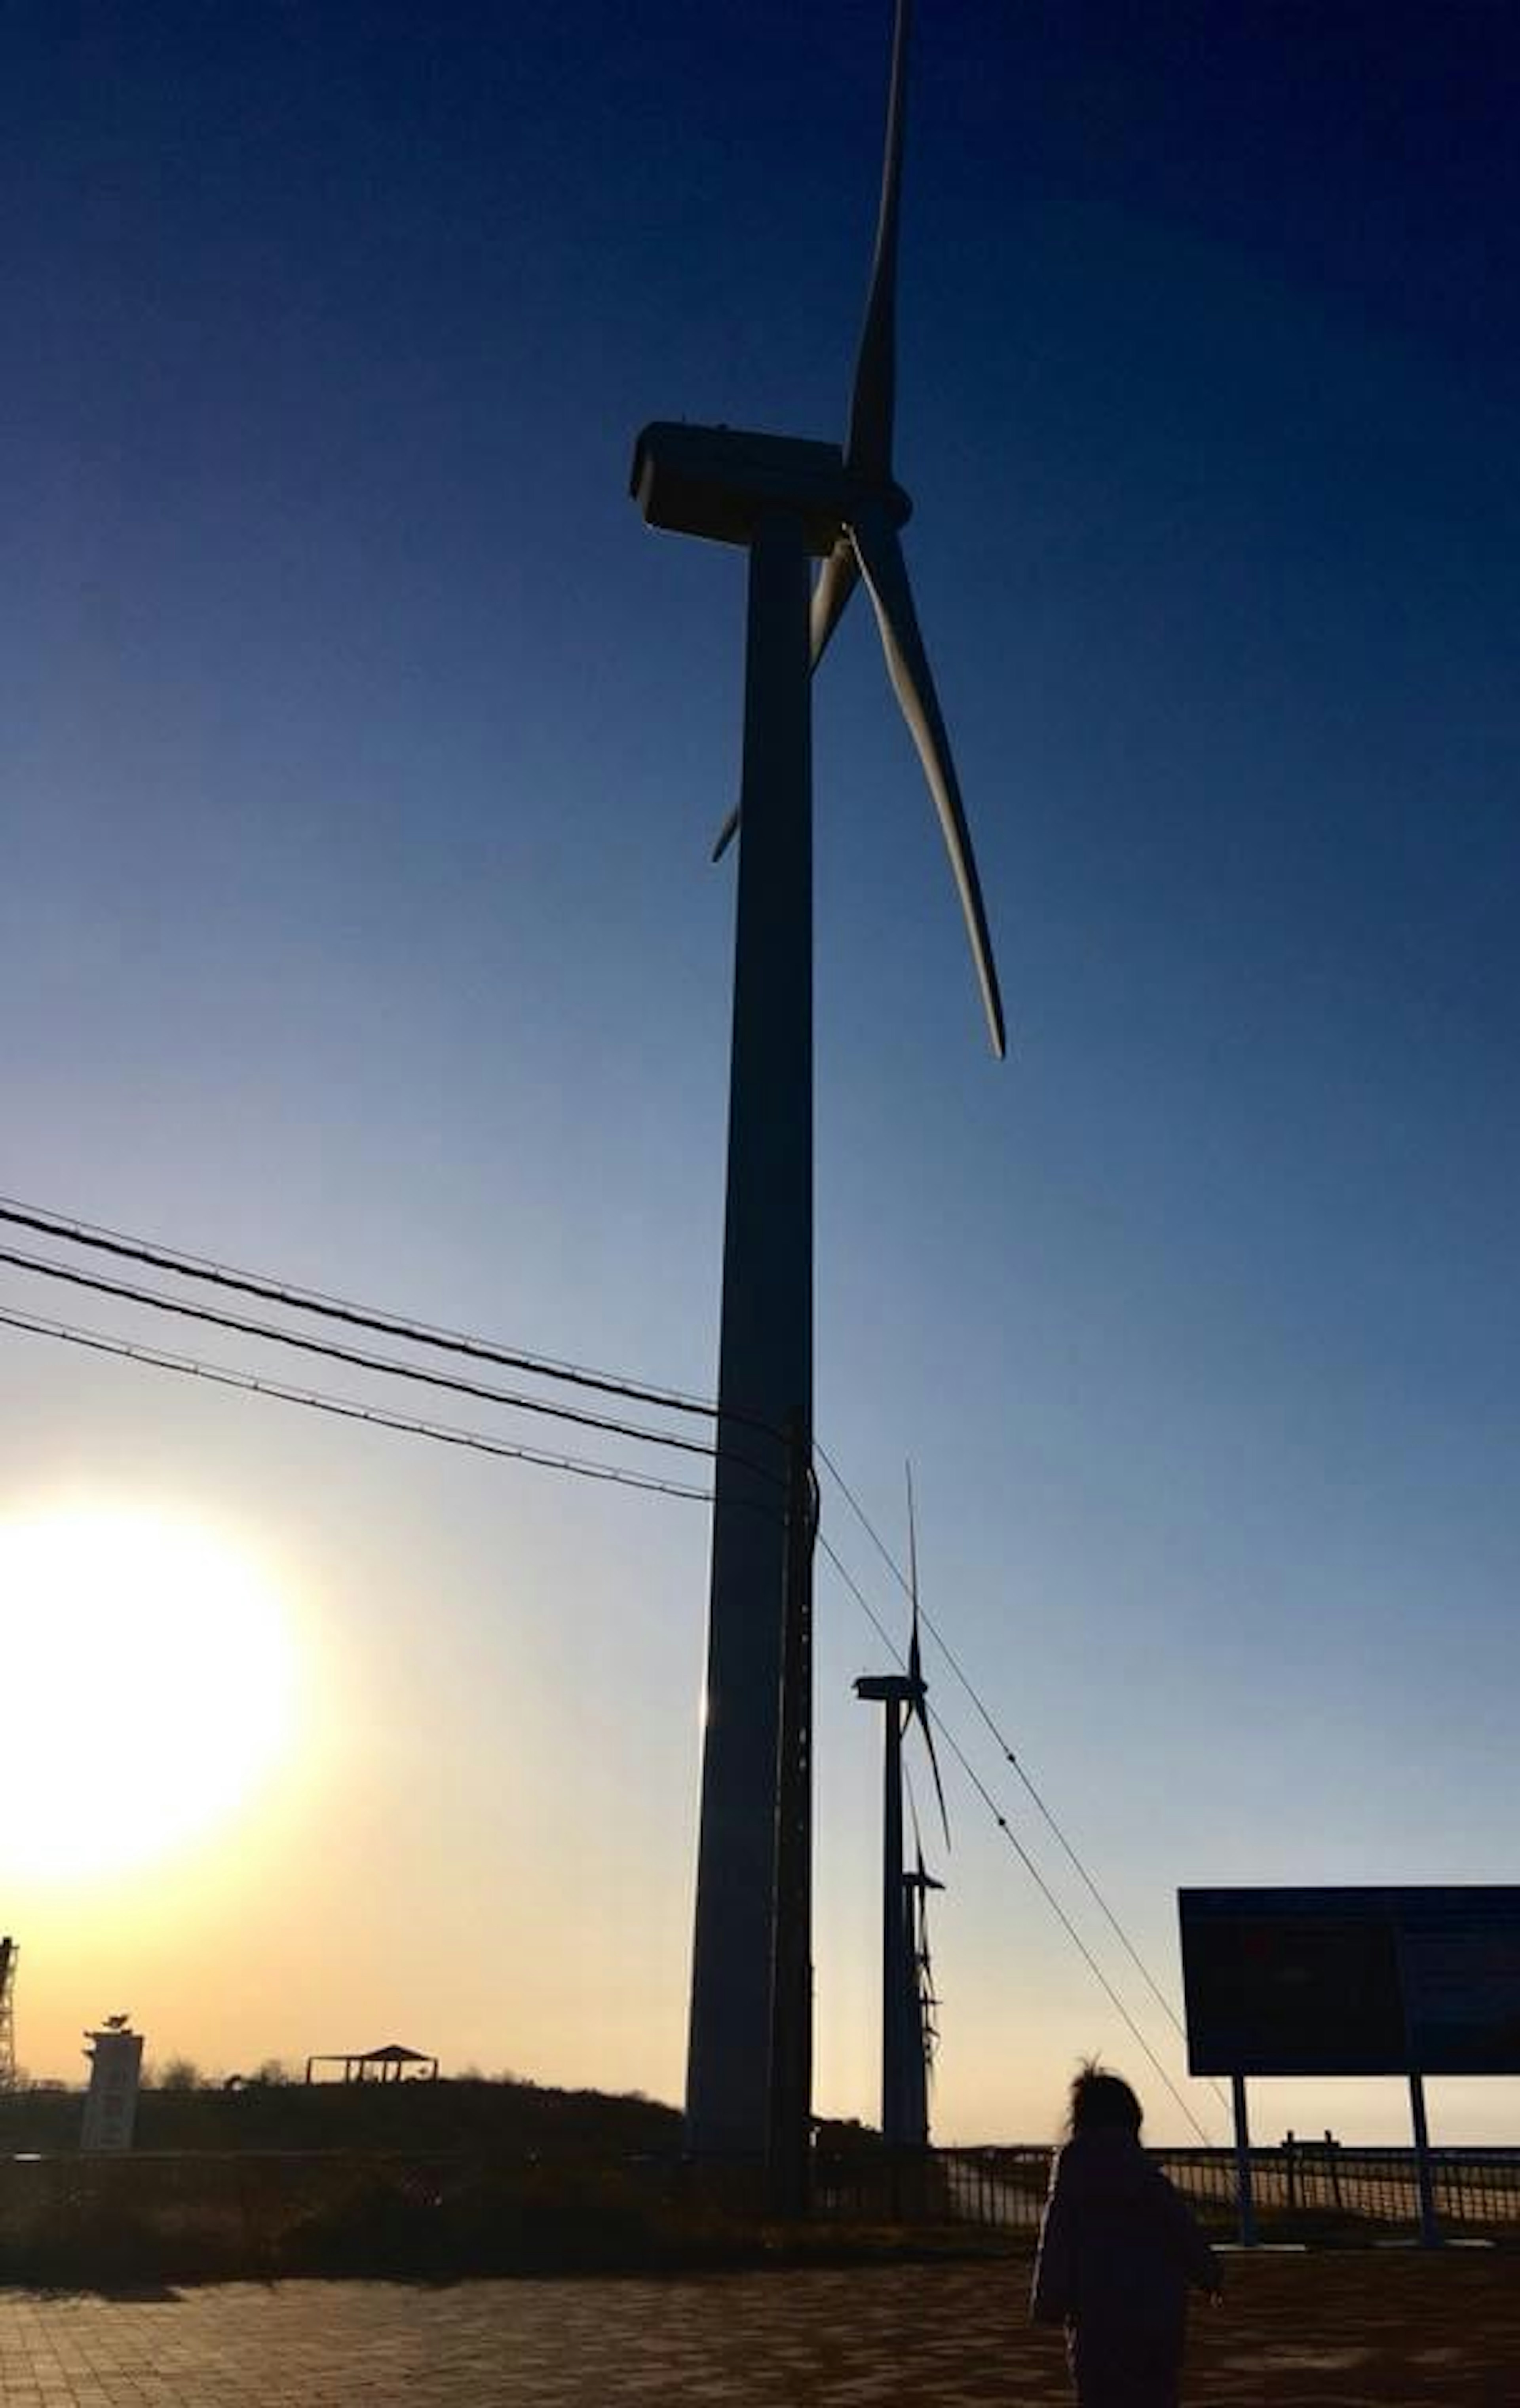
1179,1887,1520,2077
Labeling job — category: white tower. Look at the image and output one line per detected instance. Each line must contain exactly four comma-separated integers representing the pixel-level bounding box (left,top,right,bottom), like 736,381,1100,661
81,2020,144,2151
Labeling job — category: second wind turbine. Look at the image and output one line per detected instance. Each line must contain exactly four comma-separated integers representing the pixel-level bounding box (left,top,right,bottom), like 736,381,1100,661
856,1470,950,2147
631,0,1005,2161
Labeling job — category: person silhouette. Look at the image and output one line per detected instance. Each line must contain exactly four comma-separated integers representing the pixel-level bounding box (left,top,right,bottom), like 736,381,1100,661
1032,2062,1222,2408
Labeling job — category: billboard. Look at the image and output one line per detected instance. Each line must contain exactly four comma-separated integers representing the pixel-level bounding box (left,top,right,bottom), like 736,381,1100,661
1178,1887,1520,2077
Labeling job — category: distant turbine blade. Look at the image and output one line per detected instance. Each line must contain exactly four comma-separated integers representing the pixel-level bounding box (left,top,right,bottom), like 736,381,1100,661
711,805,741,863
845,0,912,480
904,1464,951,1850
919,1898,938,2079
915,1693,950,1852
849,502,1007,1057
811,540,861,669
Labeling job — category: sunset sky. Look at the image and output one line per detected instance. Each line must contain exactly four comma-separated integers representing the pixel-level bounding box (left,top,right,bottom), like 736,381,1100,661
4,2,1518,2147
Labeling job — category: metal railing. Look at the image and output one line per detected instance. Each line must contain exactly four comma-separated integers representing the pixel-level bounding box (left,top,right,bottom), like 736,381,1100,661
3,2137,1518,2265
813,2140,1520,2241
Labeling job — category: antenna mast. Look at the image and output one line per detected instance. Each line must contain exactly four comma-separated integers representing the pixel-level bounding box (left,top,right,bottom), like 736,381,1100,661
0,1937,17,2091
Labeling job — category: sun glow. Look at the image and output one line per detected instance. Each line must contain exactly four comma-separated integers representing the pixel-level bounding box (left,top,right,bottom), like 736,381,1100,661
3,1501,299,1880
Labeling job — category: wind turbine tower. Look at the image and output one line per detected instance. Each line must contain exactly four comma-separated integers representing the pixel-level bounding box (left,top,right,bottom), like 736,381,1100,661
855,1471,948,2146
631,0,1004,2162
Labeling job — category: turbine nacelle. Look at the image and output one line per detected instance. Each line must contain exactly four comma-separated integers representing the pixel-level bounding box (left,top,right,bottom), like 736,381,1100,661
854,1672,921,1709
631,422,911,558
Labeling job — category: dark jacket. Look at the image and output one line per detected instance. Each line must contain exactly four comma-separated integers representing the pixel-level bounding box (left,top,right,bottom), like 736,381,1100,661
1031,2130,1220,2407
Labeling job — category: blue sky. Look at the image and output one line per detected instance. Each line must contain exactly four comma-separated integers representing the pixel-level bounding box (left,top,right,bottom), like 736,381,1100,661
3,1,1517,2143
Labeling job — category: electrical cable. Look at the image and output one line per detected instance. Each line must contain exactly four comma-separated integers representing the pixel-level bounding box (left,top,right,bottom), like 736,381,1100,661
0,1306,717,1504
7,1192,1214,2128
0,1241,784,1487
817,1529,1218,2146
0,1193,779,1436
816,1439,1225,2105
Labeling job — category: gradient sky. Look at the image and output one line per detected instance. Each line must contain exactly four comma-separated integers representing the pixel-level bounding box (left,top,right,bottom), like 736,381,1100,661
4,1,1518,2146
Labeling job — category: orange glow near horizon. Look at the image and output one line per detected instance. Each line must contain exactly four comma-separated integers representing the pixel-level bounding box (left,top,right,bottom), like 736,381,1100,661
3,1500,300,1881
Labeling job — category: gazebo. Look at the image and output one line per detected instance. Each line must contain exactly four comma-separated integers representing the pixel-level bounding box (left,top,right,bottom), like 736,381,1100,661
304,2041,439,2085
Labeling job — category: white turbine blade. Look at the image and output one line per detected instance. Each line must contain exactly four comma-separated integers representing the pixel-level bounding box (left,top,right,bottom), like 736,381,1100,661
714,548,859,864
849,503,1007,1057
811,539,861,669
846,0,912,480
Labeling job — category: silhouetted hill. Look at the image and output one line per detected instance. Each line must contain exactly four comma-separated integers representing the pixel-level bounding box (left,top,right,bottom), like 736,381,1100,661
0,2075,682,2157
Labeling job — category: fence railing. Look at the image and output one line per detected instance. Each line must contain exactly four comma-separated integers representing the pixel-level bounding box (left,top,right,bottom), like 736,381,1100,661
813,2140,1520,2241
3,2138,1518,2260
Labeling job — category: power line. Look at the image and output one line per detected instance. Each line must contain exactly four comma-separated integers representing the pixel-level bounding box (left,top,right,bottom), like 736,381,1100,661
0,1306,717,1505
11,1260,1212,2132
0,1194,778,1436
818,1530,1218,2146
815,1439,1223,2104
0,1241,783,1485
7,1191,1212,2130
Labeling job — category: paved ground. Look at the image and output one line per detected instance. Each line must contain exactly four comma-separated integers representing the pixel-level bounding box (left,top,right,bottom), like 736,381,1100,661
2,2253,1518,2404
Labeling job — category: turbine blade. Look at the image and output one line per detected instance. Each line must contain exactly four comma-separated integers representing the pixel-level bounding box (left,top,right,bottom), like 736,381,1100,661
913,1842,933,1956
905,1459,920,1648
917,1696,951,1853
811,539,861,669
902,1458,950,1847
715,543,859,862
845,0,912,480
849,505,1007,1057
920,1908,939,2084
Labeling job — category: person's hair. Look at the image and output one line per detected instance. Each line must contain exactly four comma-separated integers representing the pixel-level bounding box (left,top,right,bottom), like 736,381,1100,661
1067,2060,1143,2139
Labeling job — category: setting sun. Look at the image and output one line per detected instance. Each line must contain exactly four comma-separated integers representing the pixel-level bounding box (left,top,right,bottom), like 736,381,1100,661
2,1501,299,1880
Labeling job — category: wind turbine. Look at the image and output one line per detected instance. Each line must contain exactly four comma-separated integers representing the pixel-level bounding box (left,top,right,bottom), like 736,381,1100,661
903,1834,944,2148
855,1467,950,2147
631,0,1004,2163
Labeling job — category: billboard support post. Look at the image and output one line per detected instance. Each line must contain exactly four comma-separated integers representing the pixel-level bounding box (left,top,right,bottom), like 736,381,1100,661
1408,2073,1441,2249
1230,2072,1256,2248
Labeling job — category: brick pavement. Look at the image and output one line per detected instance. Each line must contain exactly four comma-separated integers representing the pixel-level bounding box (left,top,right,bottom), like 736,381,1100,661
2,2254,1518,2405
2,2268,1043,2407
